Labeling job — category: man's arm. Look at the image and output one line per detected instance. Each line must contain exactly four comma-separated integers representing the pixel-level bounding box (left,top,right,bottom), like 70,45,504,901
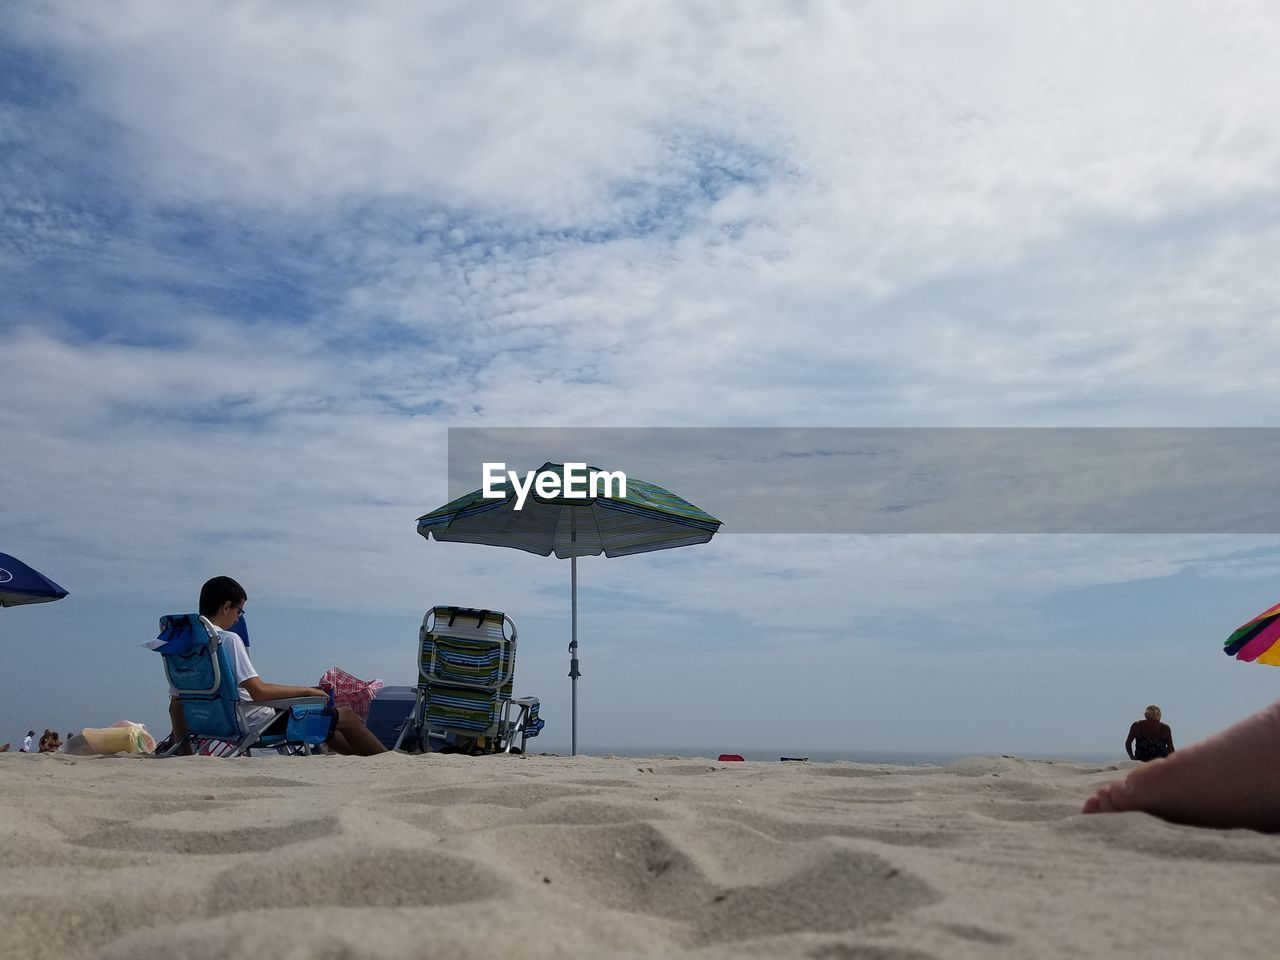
241,676,327,701
1124,722,1138,760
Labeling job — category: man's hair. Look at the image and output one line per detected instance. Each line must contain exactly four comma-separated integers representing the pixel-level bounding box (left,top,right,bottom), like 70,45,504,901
199,576,246,619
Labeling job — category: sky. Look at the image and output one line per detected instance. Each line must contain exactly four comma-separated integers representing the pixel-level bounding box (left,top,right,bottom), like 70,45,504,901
3,1,1280,758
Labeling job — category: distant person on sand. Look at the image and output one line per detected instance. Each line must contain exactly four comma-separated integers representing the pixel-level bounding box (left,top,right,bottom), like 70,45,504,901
21,731,33,753
167,576,387,757
1126,705,1174,762
1083,698,1280,832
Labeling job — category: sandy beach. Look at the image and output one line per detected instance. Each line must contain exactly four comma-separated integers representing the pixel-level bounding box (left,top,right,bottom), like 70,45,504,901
1,752,1277,959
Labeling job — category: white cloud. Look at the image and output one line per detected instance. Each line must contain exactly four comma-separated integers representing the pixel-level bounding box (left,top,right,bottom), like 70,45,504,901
5,2,1280,750
10,1,1280,426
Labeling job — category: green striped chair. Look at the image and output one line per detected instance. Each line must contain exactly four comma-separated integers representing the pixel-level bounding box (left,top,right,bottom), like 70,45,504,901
393,606,542,754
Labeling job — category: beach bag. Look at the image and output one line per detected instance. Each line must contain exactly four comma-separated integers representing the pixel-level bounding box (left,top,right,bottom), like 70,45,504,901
62,721,156,755
317,667,383,722
285,703,337,745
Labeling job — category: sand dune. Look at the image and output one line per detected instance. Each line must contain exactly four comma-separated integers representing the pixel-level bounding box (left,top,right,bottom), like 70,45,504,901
1,751,1277,959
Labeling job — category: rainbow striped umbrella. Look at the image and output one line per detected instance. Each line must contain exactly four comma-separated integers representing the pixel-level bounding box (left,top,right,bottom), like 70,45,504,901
417,463,721,754
1223,601,1280,666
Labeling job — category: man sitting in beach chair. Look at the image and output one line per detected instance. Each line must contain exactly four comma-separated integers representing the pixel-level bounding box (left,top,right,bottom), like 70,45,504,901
162,576,386,756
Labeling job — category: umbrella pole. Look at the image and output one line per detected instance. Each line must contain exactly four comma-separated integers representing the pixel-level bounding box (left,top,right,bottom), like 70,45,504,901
569,553,579,756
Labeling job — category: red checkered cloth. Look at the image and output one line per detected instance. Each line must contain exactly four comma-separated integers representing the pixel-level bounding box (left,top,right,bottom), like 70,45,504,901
317,667,383,722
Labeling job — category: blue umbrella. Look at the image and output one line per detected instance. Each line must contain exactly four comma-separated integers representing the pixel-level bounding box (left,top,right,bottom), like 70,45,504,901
0,552,69,608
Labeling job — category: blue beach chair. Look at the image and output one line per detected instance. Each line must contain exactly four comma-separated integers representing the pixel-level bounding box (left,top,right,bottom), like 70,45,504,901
394,606,543,754
151,614,332,757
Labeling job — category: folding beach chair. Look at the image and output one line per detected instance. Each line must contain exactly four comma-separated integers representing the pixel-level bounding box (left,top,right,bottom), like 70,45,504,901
150,614,333,757
394,606,543,754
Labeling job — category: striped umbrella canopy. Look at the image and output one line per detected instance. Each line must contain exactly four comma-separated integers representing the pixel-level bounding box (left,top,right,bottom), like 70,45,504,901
1223,600,1280,666
0,552,69,608
417,463,721,753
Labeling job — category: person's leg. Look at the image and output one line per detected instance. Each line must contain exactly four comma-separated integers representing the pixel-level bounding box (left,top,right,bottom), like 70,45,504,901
1082,699,1280,832
168,697,194,756
328,729,353,754
326,707,387,756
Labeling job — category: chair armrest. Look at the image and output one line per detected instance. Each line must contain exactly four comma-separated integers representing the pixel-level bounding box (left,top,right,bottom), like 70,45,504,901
253,697,329,710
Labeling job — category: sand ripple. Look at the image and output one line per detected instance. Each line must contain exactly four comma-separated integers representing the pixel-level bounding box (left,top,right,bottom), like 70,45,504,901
2,752,1278,959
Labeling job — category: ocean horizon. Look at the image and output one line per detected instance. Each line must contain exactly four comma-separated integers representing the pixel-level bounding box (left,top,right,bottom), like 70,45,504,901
531,745,1120,765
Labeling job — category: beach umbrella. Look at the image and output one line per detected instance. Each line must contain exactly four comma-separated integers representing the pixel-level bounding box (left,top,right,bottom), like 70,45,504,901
0,552,69,608
1223,600,1280,666
417,462,721,754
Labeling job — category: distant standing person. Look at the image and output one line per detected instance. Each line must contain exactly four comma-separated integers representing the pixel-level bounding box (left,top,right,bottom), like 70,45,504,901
21,731,33,753
1127,704,1174,762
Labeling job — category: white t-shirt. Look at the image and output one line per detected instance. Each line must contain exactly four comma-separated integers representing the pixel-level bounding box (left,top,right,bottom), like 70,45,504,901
22,735,32,753
217,628,275,726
